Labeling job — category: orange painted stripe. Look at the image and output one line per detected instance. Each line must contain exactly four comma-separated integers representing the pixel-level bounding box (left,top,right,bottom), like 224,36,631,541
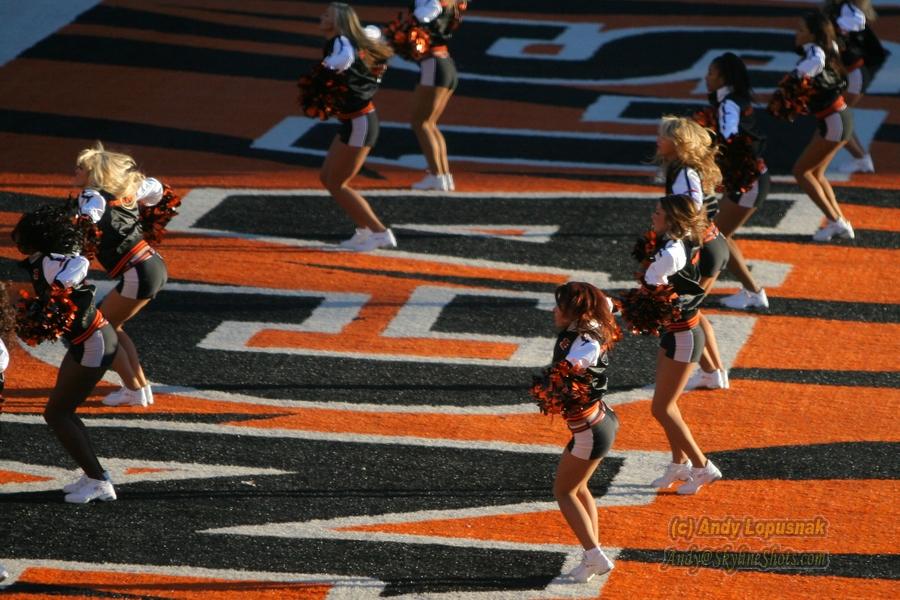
11,567,332,599
734,316,900,372
248,330,518,360
731,241,899,304
603,560,900,600
614,379,900,452
342,480,899,555
839,204,900,233
124,467,170,475
0,470,52,484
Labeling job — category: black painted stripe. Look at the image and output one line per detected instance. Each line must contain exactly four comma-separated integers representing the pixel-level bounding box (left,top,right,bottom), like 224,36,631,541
730,368,900,389
709,442,900,480
708,295,900,324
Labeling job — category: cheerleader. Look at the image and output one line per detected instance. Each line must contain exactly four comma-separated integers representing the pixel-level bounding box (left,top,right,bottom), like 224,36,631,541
408,1,464,192
74,143,168,407
655,116,729,391
644,195,722,494
703,53,772,311
11,205,119,504
317,3,397,252
781,11,855,242
532,282,620,582
824,0,881,173
0,284,8,579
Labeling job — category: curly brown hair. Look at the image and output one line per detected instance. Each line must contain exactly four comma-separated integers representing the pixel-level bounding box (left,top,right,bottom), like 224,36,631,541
555,282,621,350
660,194,707,244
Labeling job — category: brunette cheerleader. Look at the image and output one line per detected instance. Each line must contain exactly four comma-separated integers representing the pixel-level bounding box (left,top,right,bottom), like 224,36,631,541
824,0,884,174
655,117,729,391
773,11,855,242
531,282,620,582
408,0,465,192
642,195,722,494
74,143,169,407
316,2,397,252
12,205,119,503
702,53,772,311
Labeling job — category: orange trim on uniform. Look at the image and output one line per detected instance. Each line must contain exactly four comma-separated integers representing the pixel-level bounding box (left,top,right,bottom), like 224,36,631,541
70,311,108,345
566,402,606,431
666,313,701,332
429,45,449,58
848,58,865,71
108,240,151,278
337,102,375,120
107,196,134,207
703,223,720,243
814,96,847,120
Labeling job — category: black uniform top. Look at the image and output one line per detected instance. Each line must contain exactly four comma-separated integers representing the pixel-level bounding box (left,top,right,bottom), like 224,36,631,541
709,88,766,159
550,328,609,417
322,35,380,114
826,1,867,68
20,253,100,344
665,163,717,221
78,188,145,276
411,1,459,48
794,43,847,114
646,237,706,323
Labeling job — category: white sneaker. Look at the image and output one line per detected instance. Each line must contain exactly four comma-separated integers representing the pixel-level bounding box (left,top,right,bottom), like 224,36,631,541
720,287,769,310
0,563,7,582
677,460,723,495
64,477,117,504
651,460,692,488
102,386,147,407
143,385,154,406
63,470,112,493
833,218,855,240
837,154,874,174
444,173,455,191
685,368,729,390
567,549,614,583
411,172,450,191
351,229,397,252
339,228,372,248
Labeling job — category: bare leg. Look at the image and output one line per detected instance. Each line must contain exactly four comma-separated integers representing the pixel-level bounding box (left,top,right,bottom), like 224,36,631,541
320,137,386,231
813,141,848,221
411,85,442,174
99,291,150,390
792,134,845,221
431,87,454,174
554,450,603,550
844,93,865,159
697,312,724,372
650,349,708,467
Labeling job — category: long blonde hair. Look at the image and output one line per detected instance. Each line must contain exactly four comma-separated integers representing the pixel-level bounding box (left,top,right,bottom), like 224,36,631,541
76,142,144,206
655,116,722,196
330,3,393,67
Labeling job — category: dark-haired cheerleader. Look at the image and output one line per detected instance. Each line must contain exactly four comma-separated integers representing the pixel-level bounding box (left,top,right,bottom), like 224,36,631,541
74,142,172,407
311,2,397,252
771,12,855,242
824,0,884,173
635,195,722,494
655,116,730,391
531,282,620,582
407,0,466,191
12,204,119,504
702,53,772,311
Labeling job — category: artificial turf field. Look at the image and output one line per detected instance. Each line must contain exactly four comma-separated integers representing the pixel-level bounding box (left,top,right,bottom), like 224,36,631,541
0,1,898,598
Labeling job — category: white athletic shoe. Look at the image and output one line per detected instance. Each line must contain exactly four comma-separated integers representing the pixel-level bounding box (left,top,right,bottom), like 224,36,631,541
143,385,154,406
677,460,723,495
411,172,450,191
837,154,874,174
64,477,117,504
339,228,372,248
350,229,397,252
0,564,7,583
833,218,855,240
102,386,147,407
685,368,729,391
651,460,693,488
567,549,614,583
63,470,112,493
720,287,769,310
444,173,455,191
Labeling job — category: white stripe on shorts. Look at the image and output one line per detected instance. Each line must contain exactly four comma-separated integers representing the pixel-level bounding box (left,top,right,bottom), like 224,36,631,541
80,329,106,368
348,114,369,148
737,177,760,209
420,57,436,87
823,111,844,142
570,428,595,460
120,265,140,299
847,68,863,95
673,330,694,363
